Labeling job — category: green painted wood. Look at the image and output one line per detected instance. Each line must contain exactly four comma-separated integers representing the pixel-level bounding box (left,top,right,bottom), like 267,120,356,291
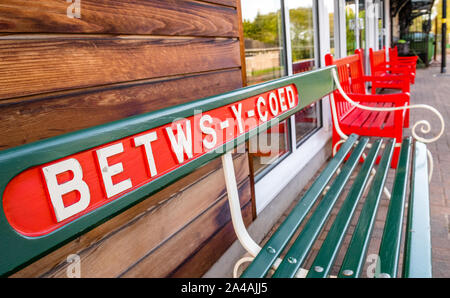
337,138,395,278
271,137,369,278
377,137,412,278
402,141,432,278
306,139,382,278
0,66,337,277
240,134,359,278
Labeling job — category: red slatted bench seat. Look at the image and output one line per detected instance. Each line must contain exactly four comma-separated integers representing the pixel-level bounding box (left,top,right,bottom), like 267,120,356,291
325,52,410,168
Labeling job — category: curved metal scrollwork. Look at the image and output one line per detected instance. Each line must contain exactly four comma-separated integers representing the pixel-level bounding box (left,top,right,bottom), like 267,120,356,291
330,68,445,183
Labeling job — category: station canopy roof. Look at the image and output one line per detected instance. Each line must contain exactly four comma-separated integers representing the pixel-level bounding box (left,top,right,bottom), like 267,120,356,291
391,0,434,18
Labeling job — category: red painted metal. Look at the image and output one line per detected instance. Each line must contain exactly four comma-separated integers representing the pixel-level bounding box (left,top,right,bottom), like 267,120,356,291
325,52,410,168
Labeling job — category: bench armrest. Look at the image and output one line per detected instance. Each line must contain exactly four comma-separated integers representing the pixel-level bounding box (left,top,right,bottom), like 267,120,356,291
386,66,415,75
363,74,410,82
346,92,409,104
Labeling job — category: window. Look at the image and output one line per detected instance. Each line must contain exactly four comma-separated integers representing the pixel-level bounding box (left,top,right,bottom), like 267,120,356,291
242,0,285,86
241,0,322,180
346,0,357,55
287,0,321,147
242,0,290,178
325,0,336,56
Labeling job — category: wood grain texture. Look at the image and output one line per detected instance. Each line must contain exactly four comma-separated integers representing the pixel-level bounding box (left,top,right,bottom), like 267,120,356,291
0,0,238,37
0,37,240,100
30,154,249,278
199,0,237,7
168,193,252,277
121,181,251,278
0,69,242,149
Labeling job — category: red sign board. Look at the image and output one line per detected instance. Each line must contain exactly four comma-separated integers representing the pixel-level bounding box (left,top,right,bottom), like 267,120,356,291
3,85,299,237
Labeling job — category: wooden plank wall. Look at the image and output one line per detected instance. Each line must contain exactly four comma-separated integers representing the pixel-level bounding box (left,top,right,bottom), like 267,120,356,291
1,0,251,277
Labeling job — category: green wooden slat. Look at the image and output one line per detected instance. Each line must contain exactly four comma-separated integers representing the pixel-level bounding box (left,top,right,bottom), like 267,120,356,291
271,137,369,278
338,138,395,278
377,137,412,278
240,134,359,278
0,67,337,277
307,139,383,278
402,141,432,278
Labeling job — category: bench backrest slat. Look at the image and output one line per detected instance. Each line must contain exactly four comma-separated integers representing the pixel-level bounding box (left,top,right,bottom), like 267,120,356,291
369,48,387,75
271,136,369,278
307,138,383,278
337,138,395,277
378,137,412,277
403,141,432,277
0,67,336,276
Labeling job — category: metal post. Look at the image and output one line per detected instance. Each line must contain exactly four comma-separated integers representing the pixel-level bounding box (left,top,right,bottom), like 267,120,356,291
435,15,438,61
441,0,447,73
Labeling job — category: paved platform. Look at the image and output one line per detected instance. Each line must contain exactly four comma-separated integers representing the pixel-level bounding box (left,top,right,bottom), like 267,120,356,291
257,65,450,278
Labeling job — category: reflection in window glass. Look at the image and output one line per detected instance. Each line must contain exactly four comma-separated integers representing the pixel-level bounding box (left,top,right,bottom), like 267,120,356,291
249,119,291,177
241,0,291,179
288,0,315,74
287,0,321,145
358,0,365,50
325,0,335,56
346,0,357,55
241,0,285,85
294,102,321,144
377,0,384,49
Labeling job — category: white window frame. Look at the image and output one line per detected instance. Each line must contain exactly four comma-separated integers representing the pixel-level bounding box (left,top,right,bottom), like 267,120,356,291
254,0,333,214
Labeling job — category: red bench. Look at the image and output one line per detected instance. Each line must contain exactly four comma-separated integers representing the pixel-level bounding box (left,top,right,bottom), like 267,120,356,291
369,48,415,87
325,52,410,168
388,45,418,80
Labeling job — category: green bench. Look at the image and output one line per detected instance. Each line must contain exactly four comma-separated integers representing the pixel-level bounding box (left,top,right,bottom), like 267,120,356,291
238,134,431,278
0,66,434,278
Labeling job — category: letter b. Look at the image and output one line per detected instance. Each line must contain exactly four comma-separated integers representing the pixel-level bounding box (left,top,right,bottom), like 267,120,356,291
42,158,91,222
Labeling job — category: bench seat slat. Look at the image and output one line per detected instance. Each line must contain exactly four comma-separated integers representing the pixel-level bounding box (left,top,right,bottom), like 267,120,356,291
241,134,360,278
402,141,432,278
306,139,383,278
271,137,369,278
378,137,412,277
338,138,395,277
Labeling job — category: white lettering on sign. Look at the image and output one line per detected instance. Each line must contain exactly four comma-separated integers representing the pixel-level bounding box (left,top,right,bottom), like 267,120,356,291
42,158,91,222
199,115,217,150
231,103,244,134
286,86,296,108
268,92,279,116
278,88,287,112
166,120,194,164
7,84,299,235
96,143,132,198
133,132,158,177
257,96,268,122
